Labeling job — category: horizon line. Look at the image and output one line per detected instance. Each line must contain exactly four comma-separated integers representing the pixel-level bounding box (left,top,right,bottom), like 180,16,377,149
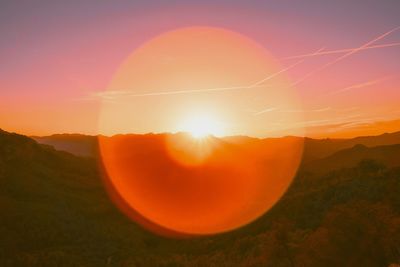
17,129,400,141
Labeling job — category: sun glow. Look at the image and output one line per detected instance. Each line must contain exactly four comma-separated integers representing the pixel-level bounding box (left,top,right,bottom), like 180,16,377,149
180,113,224,138
98,27,304,236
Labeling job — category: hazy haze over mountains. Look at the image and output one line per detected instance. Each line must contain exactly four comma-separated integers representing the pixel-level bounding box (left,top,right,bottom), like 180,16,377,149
33,131,400,161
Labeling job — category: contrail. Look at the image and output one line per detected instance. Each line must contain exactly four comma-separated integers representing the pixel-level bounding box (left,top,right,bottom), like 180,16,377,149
128,58,310,97
254,106,331,116
312,107,331,112
283,42,400,60
128,84,271,97
92,48,323,99
253,107,278,115
329,76,391,95
292,26,400,86
236,47,323,89
247,59,305,88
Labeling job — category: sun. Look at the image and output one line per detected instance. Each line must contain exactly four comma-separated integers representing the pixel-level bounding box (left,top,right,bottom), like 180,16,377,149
180,113,224,138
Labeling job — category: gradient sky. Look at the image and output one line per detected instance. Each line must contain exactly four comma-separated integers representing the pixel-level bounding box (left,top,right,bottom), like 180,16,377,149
0,0,399,137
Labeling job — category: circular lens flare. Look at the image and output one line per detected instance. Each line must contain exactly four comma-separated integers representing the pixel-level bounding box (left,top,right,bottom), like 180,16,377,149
98,27,304,237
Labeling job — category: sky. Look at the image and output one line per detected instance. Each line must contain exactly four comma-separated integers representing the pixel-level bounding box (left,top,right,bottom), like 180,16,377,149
0,0,399,138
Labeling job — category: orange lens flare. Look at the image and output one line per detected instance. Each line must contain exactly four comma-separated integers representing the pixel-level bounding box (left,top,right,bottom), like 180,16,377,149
99,134,303,236
98,27,305,236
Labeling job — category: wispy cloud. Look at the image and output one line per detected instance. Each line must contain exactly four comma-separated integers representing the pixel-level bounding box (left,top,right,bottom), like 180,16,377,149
255,28,399,115
84,64,303,100
89,90,131,100
254,106,333,116
126,84,267,97
85,48,329,100
329,76,391,95
84,60,305,100
291,26,400,86
247,59,305,88
261,112,363,133
283,42,400,60
253,107,278,115
312,107,332,112
339,106,360,112
127,60,306,97
279,107,331,113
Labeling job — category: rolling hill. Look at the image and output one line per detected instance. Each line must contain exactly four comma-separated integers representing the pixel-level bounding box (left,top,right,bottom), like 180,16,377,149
32,134,99,157
302,143,400,174
302,131,400,162
2,128,400,266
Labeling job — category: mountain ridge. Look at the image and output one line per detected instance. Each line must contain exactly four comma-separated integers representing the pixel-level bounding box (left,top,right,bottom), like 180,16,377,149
32,130,400,161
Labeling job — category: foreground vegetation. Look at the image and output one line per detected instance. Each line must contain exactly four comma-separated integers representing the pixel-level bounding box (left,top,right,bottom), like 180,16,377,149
1,129,399,266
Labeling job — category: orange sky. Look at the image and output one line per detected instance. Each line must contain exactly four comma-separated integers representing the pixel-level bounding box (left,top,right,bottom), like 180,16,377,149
97,27,305,138
0,1,399,138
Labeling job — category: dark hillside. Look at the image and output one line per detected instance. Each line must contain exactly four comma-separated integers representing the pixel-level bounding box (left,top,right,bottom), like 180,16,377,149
1,129,400,266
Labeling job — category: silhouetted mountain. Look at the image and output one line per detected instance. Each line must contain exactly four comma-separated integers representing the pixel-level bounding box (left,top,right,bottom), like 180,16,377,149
302,143,400,174
32,134,99,157
33,131,400,163
2,128,400,266
303,131,400,162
